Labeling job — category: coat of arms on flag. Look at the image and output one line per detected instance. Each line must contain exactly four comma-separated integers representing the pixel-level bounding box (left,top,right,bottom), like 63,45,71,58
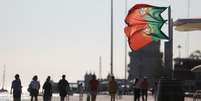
124,4,168,51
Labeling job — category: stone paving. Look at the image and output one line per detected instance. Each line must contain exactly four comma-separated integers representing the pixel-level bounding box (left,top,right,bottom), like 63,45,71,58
23,94,194,101
0,93,195,101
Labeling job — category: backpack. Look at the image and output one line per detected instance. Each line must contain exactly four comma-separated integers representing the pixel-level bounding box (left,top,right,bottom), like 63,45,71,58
27,83,32,92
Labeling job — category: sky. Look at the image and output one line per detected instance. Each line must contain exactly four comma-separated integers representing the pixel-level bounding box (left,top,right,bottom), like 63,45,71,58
0,0,201,89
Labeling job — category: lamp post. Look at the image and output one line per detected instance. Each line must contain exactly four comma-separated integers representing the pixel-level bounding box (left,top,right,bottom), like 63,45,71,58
177,45,182,58
124,0,128,95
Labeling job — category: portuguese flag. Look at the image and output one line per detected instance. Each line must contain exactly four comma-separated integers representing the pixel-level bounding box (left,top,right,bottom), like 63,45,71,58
124,4,168,51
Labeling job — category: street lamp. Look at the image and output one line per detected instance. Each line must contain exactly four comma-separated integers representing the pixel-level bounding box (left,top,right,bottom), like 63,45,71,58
177,45,182,58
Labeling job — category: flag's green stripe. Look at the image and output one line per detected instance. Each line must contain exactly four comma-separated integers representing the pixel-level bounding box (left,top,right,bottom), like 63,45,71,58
149,7,167,21
144,15,165,23
142,6,168,41
143,7,167,22
147,21,168,41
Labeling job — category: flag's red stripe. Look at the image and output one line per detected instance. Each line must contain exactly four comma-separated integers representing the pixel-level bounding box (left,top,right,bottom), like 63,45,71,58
128,31,152,51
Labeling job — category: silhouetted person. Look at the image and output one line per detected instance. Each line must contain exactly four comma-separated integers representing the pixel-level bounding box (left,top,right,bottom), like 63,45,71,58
134,79,140,101
42,76,52,101
78,83,84,101
89,74,99,101
108,76,118,101
11,74,22,101
140,78,148,101
117,84,123,99
153,80,158,100
58,75,70,101
29,75,40,101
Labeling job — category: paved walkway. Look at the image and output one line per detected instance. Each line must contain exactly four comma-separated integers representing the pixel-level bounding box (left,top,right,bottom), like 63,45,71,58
23,94,194,101
1,93,194,101
35,94,155,101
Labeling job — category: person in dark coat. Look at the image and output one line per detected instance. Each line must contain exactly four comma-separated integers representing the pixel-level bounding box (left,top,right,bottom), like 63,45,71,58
29,75,40,101
11,74,22,101
108,76,118,101
58,75,70,101
78,83,84,101
42,76,52,101
140,78,148,101
89,74,99,101
134,79,140,101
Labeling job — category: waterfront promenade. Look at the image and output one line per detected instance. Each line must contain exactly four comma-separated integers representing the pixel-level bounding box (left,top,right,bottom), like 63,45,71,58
0,93,194,101
23,94,193,101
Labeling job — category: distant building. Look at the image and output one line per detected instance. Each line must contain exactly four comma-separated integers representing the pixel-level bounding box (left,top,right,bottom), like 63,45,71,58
174,58,201,80
174,58,201,91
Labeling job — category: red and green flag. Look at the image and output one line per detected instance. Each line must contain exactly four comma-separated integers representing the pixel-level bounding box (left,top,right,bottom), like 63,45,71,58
124,4,168,51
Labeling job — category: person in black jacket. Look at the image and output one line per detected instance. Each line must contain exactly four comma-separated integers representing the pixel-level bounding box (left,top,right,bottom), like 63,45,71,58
29,75,40,101
42,76,52,101
134,79,140,101
58,75,70,101
11,74,22,101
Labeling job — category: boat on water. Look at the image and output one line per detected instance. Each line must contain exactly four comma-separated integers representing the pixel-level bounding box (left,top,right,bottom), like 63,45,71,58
0,65,8,93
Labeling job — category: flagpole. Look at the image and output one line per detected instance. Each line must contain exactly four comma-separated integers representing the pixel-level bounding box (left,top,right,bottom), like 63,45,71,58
168,6,173,79
164,6,173,79
124,0,128,91
124,0,128,79
110,0,114,76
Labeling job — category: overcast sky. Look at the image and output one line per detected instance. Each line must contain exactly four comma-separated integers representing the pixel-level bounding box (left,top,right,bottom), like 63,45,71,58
0,0,201,88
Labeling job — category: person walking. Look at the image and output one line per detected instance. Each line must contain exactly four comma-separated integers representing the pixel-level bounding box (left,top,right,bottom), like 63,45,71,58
42,76,52,101
140,78,148,101
108,76,118,101
78,83,84,101
89,74,99,101
58,75,70,101
117,84,123,99
28,75,40,101
133,79,140,101
11,74,22,101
